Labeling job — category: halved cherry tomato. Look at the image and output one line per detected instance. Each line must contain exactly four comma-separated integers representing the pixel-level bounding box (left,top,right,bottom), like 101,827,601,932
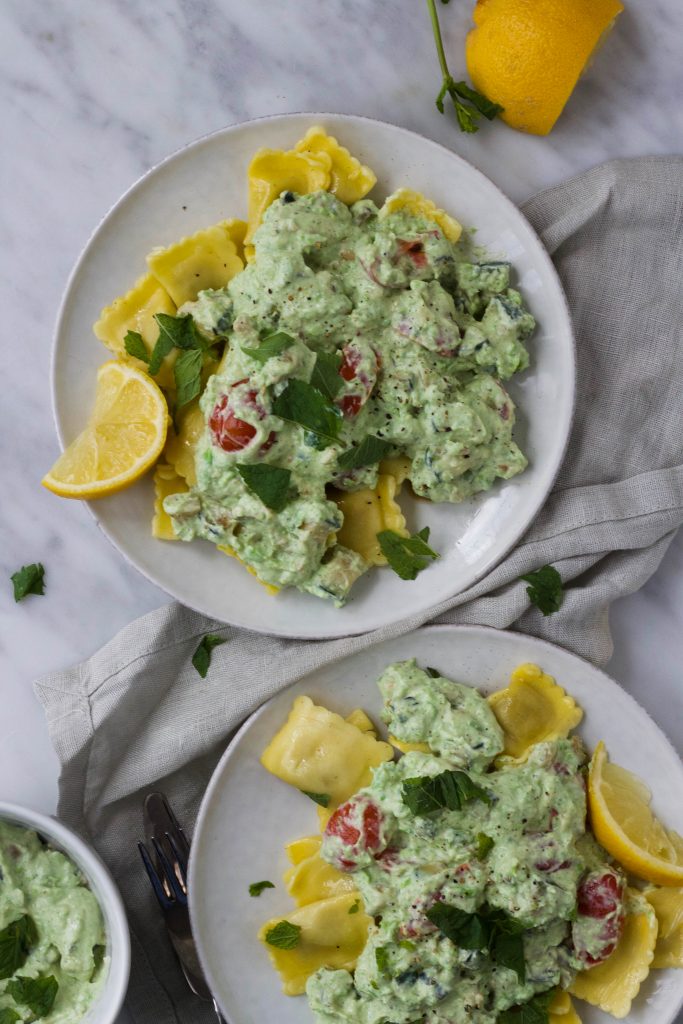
577,871,623,918
325,797,386,870
337,345,379,419
210,395,256,452
397,238,428,270
573,870,625,966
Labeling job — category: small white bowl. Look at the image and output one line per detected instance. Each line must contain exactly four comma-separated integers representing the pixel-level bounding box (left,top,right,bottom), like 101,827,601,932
0,801,130,1024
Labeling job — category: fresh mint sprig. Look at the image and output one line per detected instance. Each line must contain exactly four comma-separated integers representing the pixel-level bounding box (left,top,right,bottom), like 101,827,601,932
426,0,503,133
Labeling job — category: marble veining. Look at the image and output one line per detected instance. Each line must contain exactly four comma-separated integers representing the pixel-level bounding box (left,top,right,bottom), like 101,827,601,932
1,0,682,824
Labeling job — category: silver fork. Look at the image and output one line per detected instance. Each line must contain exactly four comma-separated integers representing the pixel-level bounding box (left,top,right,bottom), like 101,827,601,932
138,792,227,1024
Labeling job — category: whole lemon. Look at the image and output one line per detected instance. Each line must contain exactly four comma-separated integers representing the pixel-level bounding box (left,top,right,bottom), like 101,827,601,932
466,0,624,135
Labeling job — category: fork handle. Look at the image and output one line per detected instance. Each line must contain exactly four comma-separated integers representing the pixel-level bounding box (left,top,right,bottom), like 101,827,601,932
212,997,227,1023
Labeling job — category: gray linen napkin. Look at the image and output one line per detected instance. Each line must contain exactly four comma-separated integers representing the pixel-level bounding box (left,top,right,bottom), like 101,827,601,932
35,156,683,1024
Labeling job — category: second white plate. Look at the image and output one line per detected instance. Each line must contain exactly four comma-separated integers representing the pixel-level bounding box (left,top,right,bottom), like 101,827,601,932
188,625,683,1024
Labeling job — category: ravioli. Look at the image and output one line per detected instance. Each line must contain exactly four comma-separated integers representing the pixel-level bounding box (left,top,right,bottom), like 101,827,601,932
258,892,372,996
644,885,683,968
294,126,376,204
260,696,393,807
152,464,187,539
569,892,657,1019
379,187,462,242
334,474,408,565
244,147,331,249
146,221,244,306
487,663,583,762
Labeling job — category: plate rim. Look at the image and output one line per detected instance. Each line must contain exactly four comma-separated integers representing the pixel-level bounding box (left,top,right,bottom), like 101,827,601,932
187,622,683,1024
50,112,576,638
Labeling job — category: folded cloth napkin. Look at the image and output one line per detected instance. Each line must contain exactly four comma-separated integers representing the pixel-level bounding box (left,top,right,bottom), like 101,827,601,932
35,156,683,1024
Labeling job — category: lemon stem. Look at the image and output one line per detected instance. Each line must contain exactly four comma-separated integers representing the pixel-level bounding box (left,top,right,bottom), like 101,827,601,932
426,0,451,83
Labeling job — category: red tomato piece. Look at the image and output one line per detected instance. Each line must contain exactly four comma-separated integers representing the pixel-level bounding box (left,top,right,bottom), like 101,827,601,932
209,395,256,452
577,871,623,919
324,797,386,870
397,238,428,269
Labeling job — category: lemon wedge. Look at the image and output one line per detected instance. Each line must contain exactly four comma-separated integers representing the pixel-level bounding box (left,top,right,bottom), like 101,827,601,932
588,741,683,886
43,361,168,499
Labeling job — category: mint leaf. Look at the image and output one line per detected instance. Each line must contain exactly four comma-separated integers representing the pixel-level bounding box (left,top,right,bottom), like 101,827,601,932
11,564,45,602
426,904,489,950
0,916,37,980
452,80,503,120
0,1009,20,1024
402,770,490,816
242,332,294,364
148,333,175,376
237,464,292,512
377,527,438,580
475,833,494,859
265,921,301,950
426,667,441,678
174,349,204,411
491,928,526,982
273,378,342,449
249,880,275,897
302,791,330,808
6,976,58,1018
521,565,564,616
375,946,390,974
192,633,227,678
155,312,202,351
310,351,343,401
123,330,150,363
497,989,555,1024
337,435,393,472
348,899,361,915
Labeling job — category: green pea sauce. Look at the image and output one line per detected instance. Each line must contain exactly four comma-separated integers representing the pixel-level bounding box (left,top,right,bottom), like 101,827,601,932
166,191,534,604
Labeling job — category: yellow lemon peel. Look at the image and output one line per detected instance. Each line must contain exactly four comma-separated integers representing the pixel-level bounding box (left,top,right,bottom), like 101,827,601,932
43,361,168,499
588,742,683,886
466,0,624,136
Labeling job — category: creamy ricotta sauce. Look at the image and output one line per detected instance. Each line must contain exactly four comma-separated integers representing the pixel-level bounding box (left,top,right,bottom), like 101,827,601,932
166,191,535,603
0,821,106,1023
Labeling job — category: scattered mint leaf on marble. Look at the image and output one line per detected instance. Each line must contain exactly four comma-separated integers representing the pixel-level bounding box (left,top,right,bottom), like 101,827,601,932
521,565,564,616
192,634,227,678
337,435,393,472
265,921,301,950
0,916,38,980
242,332,294,364
302,791,331,808
272,378,342,449
11,564,46,603
237,464,292,512
377,527,438,581
249,880,275,897
123,330,150,364
6,975,59,1018
427,0,503,133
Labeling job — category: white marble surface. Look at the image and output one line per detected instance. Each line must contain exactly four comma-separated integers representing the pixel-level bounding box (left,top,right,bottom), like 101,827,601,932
2,0,683,806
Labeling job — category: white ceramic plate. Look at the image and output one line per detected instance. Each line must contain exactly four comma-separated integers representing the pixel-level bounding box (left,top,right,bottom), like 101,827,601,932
52,113,575,638
188,625,683,1024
